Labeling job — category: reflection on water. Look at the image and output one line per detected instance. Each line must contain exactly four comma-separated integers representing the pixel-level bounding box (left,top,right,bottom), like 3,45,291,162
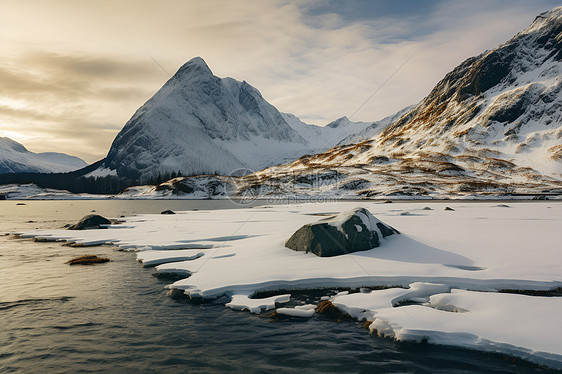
0,200,556,373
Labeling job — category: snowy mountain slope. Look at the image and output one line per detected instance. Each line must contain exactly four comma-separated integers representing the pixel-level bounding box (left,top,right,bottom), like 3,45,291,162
219,7,562,199
0,137,87,174
344,6,562,175
101,57,380,182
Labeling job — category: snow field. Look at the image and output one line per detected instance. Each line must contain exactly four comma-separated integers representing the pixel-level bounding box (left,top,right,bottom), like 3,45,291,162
17,201,562,368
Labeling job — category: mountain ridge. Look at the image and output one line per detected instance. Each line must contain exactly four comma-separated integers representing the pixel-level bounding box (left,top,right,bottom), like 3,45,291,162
0,137,87,174
4,8,562,199
365,6,562,175
133,7,562,199
101,57,383,182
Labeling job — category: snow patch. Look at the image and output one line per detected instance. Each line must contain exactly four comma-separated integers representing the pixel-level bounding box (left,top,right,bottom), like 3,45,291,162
226,294,291,314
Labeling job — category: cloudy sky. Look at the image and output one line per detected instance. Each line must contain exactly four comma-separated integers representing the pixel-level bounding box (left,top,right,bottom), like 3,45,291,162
1,0,560,163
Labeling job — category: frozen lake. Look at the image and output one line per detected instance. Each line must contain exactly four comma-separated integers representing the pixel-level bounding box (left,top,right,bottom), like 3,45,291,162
0,200,559,373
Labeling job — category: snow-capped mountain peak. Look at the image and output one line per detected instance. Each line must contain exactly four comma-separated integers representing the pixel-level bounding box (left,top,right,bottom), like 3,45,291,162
102,57,391,182
359,5,562,175
179,56,211,71
326,116,351,128
522,6,562,37
172,56,214,84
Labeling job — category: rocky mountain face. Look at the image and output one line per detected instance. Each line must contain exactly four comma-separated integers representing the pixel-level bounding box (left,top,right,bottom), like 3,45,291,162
369,7,562,171
0,137,87,174
227,7,562,199
102,57,381,182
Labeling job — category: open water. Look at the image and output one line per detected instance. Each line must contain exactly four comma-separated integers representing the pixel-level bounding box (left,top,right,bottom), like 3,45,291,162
0,200,557,373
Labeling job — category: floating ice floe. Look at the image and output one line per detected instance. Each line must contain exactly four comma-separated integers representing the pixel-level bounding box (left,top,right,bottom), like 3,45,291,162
136,250,205,267
226,294,290,314
17,201,562,369
276,305,316,318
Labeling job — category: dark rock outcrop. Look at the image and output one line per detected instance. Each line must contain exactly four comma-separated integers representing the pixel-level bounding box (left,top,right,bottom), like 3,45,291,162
315,300,353,321
161,210,175,215
68,214,111,230
285,208,399,257
67,255,110,265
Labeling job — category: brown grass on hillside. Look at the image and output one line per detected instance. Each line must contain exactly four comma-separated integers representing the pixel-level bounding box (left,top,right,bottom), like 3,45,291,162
484,158,516,170
548,145,562,161
455,154,483,164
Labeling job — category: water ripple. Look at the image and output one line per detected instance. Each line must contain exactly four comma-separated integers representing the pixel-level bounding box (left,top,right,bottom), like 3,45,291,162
0,297,74,311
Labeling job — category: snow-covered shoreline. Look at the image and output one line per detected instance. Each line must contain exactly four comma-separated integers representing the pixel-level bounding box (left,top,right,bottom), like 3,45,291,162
1,182,561,201
15,201,562,368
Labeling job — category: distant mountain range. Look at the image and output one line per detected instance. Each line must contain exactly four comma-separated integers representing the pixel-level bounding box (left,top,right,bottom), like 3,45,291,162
124,6,562,199
0,137,87,174
2,7,561,199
